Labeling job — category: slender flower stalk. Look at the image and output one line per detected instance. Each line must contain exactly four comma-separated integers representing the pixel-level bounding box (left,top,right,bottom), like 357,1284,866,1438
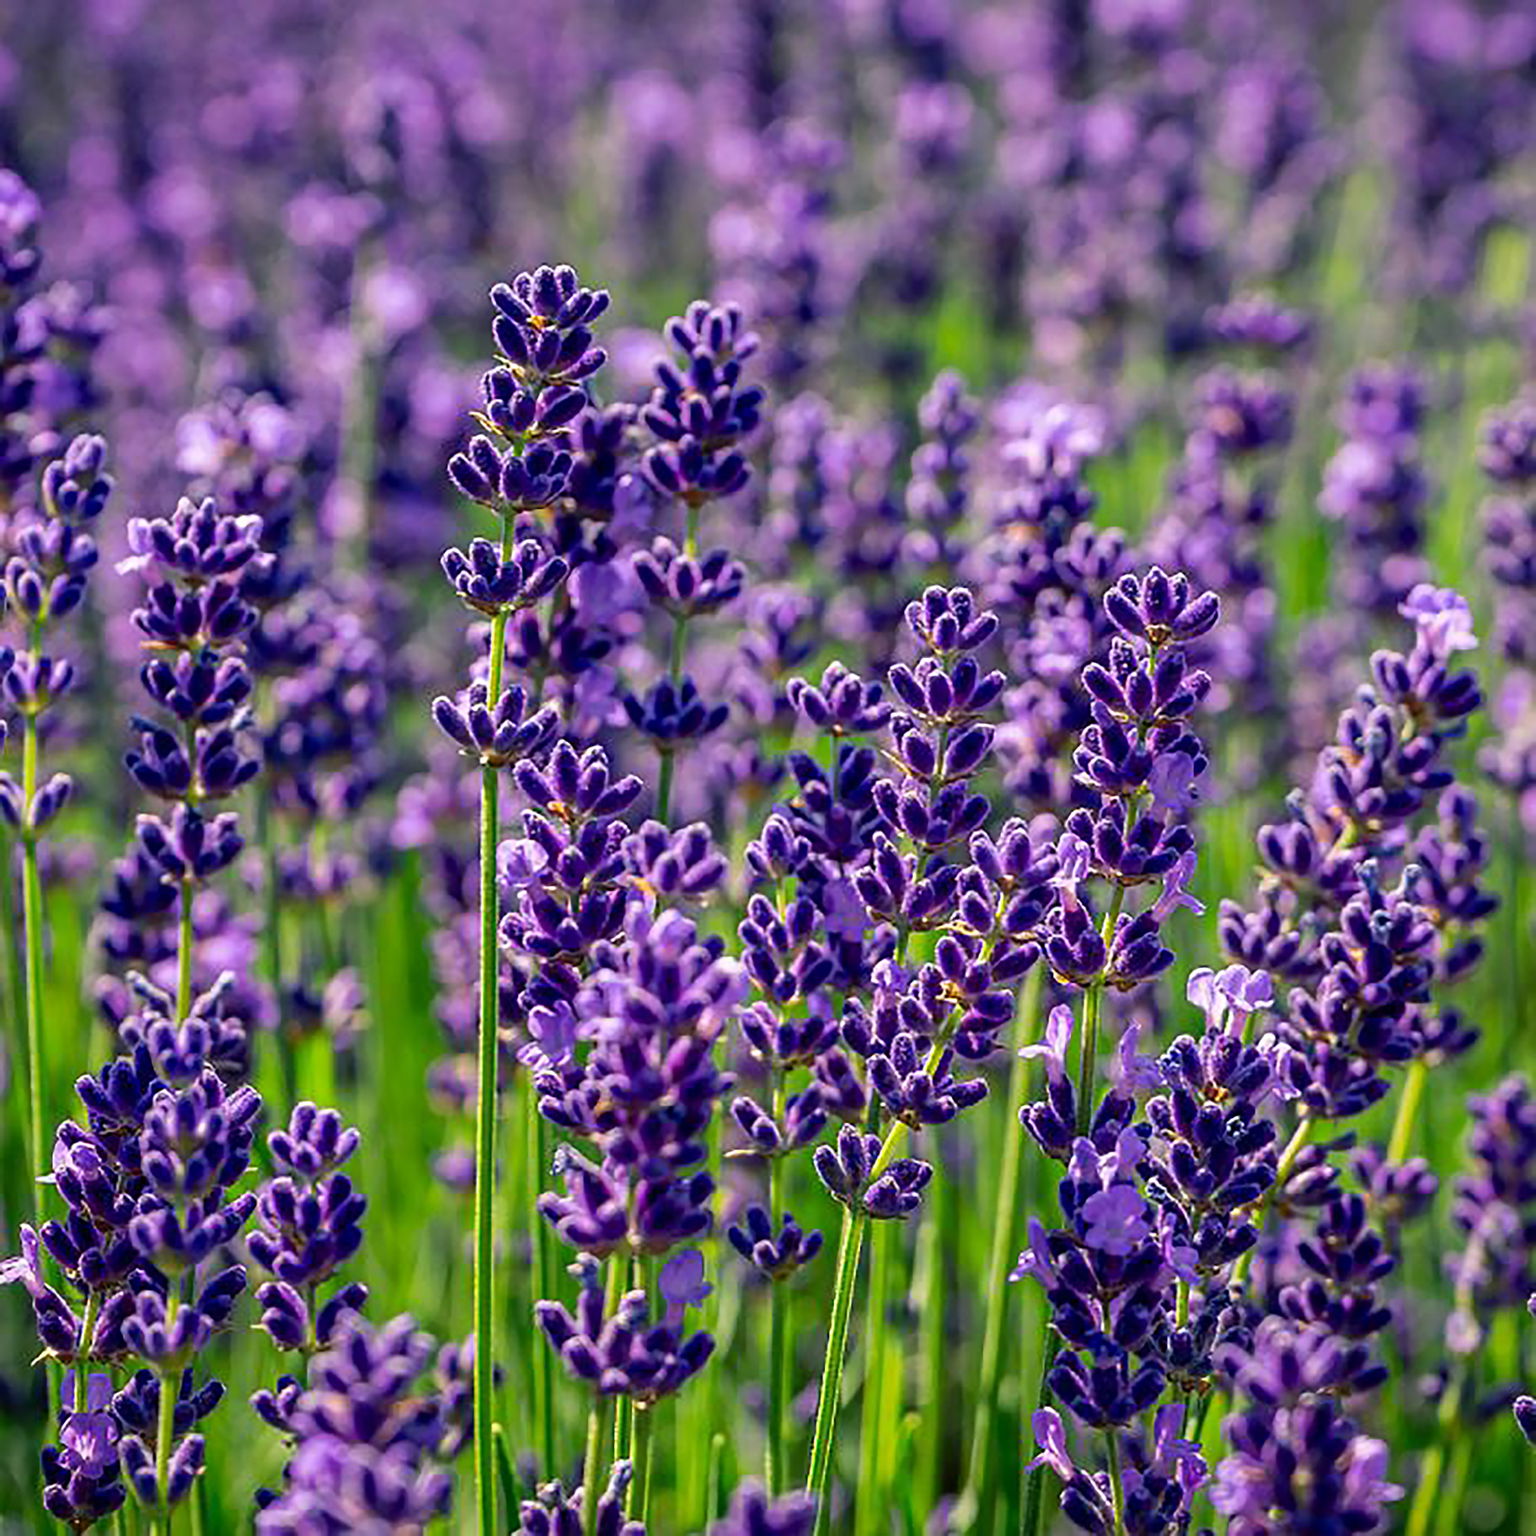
952,967,1044,1530
443,262,608,1525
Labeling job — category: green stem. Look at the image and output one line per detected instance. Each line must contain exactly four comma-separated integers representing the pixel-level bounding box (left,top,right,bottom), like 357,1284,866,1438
611,1257,634,1472
1407,1361,1468,1536
1104,1430,1126,1536
954,968,1044,1531
1387,1058,1427,1165
914,1167,945,1517
176,878,194,1020
72,1293,98,1413
581,1396,604,1536
1434,1435,1473,1536
20,713,46,1222
805,1204,868,1534
473,758,502,1536
855,1217,895,1536
705,1432,727,1525
472,519,517,1536
155,1296,179,1535
632,1405,654,1525
655,750,677,827
529,1092,556,1480
766,1073,788,1495
768,1266,789,1496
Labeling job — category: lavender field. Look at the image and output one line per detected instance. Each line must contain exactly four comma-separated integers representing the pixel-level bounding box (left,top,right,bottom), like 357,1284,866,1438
1,0,1534,1532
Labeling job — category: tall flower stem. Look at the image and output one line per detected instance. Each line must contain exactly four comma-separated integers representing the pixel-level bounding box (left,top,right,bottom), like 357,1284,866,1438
154,1294,180,1536
855,1214,896,1536
580,1395,604,1536
654,502,700,826
1387,1058,1428,1164
805,1025,953,1528
1104,1429,1126,1536
766,1074,788,1494
528,1085,556,1478
805,1203,867,1535
954,967,1044,1531
1406,1360,1467,1536
473,515,517,1536
19,711,46,1221
176,877,195,1021
632,1404,654,1524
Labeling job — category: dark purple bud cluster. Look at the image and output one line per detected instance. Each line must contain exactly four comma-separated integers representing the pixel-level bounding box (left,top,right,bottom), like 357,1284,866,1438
536,1255,714,1404
517,1460,643,1536
726,1206,824,1282
1444,1076,1536,1357
642,300,763,506
902,370,980,574
1222,589,1491,1109
1026,1403,1205,1536
250,1103,368,1352
706,1480,818,1536
0,432,113,835
463,263,609,456
1187,367,1294,458
812,1123,932,1220
115,489,263,1005
433,679,562,769
633,536,744,620
442,536,569,618
623,675,730,749
1213,1319,1401,1532
1318,361,1430,620
536,907,742,1260
499,740,644,965
252,1311,464,1532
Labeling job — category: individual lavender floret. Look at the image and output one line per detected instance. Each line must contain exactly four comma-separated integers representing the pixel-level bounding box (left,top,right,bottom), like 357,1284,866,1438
249,1102,368,1352
1025,1404,1206,1536
812,1123,932,1220
536,907,740,1259
1480,394,1536,486
517,1460,643,1536
642,300,763,506
726,1206,823,1281
40,1372,127,1533
1444,1076,1536,1357
705,1480,817,1536
536,1255,714,1403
